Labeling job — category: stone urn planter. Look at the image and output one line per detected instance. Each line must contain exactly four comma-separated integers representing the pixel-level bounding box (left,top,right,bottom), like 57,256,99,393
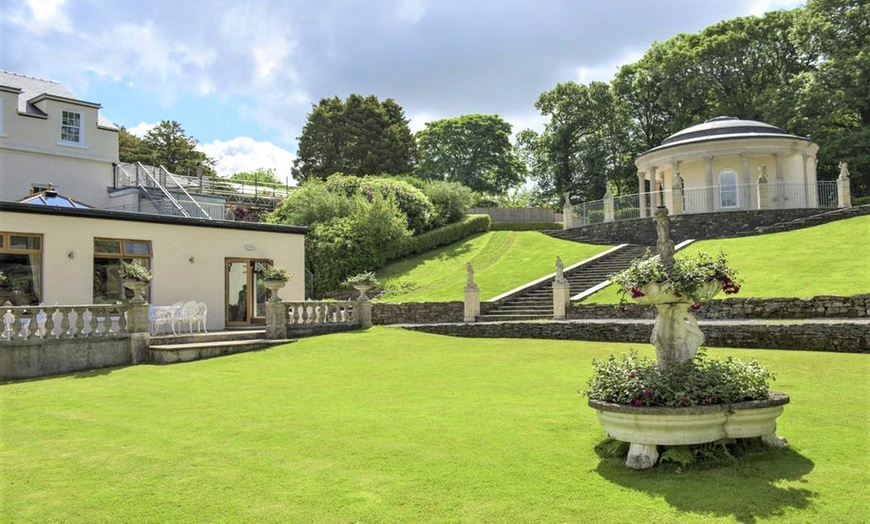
263,280,286,303
352,283,372,300
123,279,150,304
590,392,790,469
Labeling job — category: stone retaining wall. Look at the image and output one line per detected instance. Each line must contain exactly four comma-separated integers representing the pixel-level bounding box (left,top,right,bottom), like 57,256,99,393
372,302,497,325
569,295,870,320
562,208,821,244
402,320,869,353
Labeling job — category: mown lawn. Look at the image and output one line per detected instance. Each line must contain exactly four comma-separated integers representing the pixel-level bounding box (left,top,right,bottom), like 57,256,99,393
584,215,870,303
2,328,868,523
377,231,610,302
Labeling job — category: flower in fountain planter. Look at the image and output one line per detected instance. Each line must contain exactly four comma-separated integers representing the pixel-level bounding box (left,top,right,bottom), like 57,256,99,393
610,248,742,306
120,260,152,283
585,349,775,407
260,264,292,283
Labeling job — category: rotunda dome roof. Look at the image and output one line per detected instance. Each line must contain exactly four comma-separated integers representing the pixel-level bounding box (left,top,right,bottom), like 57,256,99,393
661,116,792,146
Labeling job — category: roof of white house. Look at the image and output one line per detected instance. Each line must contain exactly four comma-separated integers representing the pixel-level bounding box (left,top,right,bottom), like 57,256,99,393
0,70,118,130
645,116,812,154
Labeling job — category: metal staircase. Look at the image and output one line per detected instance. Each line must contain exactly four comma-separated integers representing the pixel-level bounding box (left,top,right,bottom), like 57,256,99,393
478,244,651,321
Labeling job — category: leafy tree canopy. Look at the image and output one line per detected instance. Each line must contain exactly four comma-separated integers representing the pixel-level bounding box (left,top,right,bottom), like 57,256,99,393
415,114,526,195
142,120,216,177
292,95,416,181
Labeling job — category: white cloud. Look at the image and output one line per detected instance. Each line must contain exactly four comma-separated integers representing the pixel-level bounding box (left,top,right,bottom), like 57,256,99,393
747,0,805,16
575,49,645,85
127,121,157,137
25,0,71,34
199,137,297,185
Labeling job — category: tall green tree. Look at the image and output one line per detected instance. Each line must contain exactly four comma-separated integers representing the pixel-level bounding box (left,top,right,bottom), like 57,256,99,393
118,127,155,165
524,81,634,204
293,95,416,181
415,114,525,194
142,120,215,176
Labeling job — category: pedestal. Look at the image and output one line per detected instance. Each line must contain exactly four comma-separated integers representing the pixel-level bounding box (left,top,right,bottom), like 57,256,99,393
552,280,570,320
464,285,480,322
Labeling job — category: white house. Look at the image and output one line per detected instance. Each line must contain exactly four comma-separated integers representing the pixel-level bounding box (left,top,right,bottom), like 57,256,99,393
0,71,306,330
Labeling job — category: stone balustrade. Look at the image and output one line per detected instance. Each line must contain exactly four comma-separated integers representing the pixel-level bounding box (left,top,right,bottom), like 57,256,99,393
1,304,139,341
266,300,372,339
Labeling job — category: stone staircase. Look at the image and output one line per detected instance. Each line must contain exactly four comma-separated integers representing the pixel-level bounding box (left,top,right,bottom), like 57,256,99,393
149,328,294,364
747,204,870,236
478,244,650,322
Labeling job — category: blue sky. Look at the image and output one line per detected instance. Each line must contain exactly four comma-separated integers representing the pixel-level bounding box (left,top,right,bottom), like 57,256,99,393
1,0,804,184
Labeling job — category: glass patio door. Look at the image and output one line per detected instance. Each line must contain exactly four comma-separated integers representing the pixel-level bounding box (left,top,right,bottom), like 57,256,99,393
225,258,271,326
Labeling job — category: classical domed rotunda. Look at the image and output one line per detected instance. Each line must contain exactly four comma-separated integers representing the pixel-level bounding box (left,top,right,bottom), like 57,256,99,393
633,116,820,216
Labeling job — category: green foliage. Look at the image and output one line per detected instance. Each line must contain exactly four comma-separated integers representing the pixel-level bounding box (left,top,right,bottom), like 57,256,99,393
265,180,357,226
305,194,411,294
611,249,742,305
420,180,474,228
343,271,380,288
260,264,292,283
326,174,435,234
229,168,283,187
489,222,562,231
293,95,417,182
118,127,155,165
119,260,152,283
142,120,216,176
586,349,775,407
415,114,526,194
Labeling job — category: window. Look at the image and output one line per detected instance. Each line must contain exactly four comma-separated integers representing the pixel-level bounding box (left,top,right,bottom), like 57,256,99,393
718,169,739,209
61,110,82,144
0,232,43,306
93,238,152,303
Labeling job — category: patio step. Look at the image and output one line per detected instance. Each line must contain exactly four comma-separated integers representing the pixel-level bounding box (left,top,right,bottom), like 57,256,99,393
149,328,295,364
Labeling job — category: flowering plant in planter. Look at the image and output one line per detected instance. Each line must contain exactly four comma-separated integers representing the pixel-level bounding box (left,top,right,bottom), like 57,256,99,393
586,349,775,407
120,260,152,283
611,249,742,306
343,271,380,288
260,264,292,283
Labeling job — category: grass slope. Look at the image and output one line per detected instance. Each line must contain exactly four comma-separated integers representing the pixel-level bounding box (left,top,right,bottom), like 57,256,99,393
584,214,870,303
2,329,868,522
377,231,610,302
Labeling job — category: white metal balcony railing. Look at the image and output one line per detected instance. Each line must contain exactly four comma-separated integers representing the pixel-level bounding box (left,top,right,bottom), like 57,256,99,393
113,163,294,201
570,181,839,226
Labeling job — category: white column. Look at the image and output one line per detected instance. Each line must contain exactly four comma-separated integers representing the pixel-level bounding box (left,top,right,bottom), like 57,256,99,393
741,154,751,209
638,171,647,218
705,156,714,212
774,153,784,208
650,166,659,210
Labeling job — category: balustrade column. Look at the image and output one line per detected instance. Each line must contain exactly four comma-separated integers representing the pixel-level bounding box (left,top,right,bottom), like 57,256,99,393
265,300,287,340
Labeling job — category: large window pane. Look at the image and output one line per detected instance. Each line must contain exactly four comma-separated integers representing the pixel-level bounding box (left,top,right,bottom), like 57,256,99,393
0,253,41,305
10,235,40,250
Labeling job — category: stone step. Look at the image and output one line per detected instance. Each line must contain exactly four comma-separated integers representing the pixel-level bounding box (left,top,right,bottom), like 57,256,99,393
150,328,266,346
150,338,295,364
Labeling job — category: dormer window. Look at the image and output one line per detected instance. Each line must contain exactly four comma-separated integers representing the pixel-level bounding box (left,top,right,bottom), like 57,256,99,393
61,110,82,144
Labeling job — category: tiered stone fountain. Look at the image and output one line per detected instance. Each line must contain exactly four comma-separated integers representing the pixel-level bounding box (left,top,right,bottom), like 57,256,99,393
588,207,789,469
